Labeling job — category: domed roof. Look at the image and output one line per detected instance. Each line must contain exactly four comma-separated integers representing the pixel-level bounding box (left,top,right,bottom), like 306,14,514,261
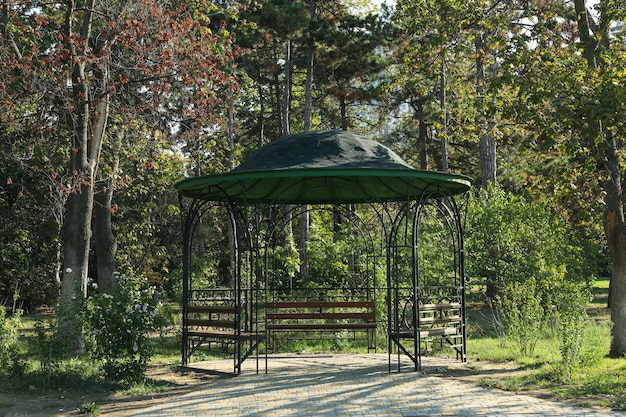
176,130,472,204
233,130,414,172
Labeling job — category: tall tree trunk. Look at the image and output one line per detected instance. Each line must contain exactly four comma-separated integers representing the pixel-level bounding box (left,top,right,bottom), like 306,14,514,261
60,0,108,353
227,94,237,287
304,0,315,132
282,40,292,136
257,77,265,147
275,38,298,283
574,0,626,356
93,156,118,295
418,111,429,170
61,184,94,354
603,140,626,356
439,57,448,172
299,0,316,286
475,31,497,187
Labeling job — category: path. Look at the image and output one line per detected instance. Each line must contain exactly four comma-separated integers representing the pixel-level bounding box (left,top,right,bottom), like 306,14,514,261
129,354,625,417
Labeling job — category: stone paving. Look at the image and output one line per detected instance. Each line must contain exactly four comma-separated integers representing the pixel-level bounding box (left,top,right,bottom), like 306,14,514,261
131,354,626,417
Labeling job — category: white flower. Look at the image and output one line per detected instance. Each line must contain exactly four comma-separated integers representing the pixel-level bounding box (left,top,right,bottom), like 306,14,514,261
65,268,72,274
91,282,98,289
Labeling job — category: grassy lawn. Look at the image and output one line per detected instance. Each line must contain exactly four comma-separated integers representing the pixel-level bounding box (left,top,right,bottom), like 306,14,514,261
1,278,625,415
465,278,626,411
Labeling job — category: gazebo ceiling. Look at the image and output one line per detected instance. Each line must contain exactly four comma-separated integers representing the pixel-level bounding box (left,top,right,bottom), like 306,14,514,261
175,130,472,204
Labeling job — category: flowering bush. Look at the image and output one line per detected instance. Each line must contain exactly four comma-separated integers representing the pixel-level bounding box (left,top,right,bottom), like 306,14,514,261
83,273,167,385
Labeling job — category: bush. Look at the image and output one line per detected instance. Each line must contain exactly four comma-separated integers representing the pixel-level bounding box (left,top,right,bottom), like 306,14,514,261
466,185,592,355
83,273,167,386
497,278,544,356
0,306,24,377
466,185,587,301
556,281,591,376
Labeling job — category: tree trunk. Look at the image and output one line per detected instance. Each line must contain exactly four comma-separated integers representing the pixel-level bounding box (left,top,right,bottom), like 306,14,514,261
299,206,310,285
418,112,429,170
605,190,626,356
257,78,265,147
340,95,349,131
227,95,237,287
59,0,107,353
475,31,497,187
304,0,316,132
601,122,626,356
574,0,626,356
299,0,316,286
93,164,117,295
60,184,94,353
439,57,448,172
282,40,292,136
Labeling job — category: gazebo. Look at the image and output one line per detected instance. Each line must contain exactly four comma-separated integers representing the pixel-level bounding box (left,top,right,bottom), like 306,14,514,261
176,130,472,374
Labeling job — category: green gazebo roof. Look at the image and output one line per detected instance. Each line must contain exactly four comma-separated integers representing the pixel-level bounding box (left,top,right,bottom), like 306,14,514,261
176,130,472,204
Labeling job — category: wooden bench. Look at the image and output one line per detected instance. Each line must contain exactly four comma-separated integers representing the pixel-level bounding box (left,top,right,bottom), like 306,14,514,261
391,302,463,339
266,301,377,350
183,303,265,373
185,305,260,340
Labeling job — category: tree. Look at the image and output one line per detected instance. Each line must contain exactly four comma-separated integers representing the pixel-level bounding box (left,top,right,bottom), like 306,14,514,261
500,0,626,355
392,0,518,180
391,0,478,174
0,0,237,350
573,0,626,356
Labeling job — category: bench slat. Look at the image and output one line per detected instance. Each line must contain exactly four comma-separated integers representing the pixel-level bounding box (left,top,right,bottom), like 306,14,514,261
419,303,461,312
266,300,377,335
267,312,375,320
267,301,374,309
418,315,462,325
267,323,377,330
390,327,461,338
187,305,237,314
187,330,262,340
186,318,237,328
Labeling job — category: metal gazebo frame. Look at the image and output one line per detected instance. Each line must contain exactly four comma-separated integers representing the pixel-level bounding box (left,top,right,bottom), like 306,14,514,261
176,130,472,374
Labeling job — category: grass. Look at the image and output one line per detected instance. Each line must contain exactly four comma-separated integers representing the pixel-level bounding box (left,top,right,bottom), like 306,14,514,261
1,278,626,413
463,278,626,411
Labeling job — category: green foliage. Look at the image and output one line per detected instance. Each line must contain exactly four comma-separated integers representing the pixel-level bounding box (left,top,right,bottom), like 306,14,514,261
78,401,101,416
307,223,353,288
417,204,458,287
555,281,591,377
83,273,168,386
467,185,587,292
268,241,300,290
32,295,92,388
497,278,544,356
466,185,592,356
0,307,24,377
33,314,65,388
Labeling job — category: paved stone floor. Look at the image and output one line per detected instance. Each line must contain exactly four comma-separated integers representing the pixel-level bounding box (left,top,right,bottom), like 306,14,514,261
131,354,626,417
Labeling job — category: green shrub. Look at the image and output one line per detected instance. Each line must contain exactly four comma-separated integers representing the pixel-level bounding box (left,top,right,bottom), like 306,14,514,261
556,281,591,376
83,273,168,386
0,306,24,377
497,278,544,356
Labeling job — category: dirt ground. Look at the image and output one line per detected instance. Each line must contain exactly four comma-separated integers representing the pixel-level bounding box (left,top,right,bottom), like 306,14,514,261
0,357,608,417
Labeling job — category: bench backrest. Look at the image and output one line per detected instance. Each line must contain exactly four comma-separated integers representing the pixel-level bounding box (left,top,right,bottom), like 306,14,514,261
266,301,375,322
185,304,239,329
